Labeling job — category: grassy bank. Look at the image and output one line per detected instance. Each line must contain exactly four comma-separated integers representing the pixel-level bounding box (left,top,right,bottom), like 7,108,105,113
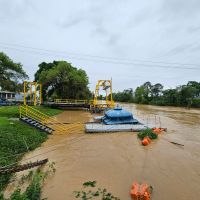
0,106,63,192
0,105,62,118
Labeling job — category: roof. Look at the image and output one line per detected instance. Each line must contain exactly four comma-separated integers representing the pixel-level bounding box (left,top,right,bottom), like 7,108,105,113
0,91,15,94
105,107,133,118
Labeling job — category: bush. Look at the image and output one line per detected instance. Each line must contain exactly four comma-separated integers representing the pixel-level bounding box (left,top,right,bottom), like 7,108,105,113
137,129,158,140
192,98,200,108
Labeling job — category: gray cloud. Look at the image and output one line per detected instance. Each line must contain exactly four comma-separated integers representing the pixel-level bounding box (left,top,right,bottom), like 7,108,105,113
160,0,200,20
187,25,200,33
57,15,85,28
0,0,200,91
165,43,195,56
0,0,36,19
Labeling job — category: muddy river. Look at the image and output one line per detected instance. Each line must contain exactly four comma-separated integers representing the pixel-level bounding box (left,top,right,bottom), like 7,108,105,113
6,104,200,200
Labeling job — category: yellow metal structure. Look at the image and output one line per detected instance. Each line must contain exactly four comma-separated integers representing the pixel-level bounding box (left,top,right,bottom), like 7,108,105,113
19,105,83,134
23,81,42,106
92,79,115,109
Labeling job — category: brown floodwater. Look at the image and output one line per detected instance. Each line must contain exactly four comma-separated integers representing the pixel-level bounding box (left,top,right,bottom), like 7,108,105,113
5,104,200,200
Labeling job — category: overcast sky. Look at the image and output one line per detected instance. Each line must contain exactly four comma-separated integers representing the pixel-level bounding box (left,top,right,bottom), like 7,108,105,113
0,0,200,92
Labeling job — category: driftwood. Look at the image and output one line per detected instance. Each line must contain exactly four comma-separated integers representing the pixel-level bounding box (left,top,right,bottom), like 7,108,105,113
169,141,184,146
0,159,48,174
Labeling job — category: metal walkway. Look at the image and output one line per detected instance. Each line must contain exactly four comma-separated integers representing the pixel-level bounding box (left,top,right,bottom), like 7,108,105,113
47,99,90,109
19,105,83,134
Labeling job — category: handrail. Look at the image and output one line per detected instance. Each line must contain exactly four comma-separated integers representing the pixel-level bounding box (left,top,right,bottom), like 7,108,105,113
90,100,115,108
19,105,83,133
55,99,88,104
20,105,77,132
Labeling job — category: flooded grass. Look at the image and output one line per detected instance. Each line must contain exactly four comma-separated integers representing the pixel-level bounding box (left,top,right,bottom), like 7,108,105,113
0,106,63,192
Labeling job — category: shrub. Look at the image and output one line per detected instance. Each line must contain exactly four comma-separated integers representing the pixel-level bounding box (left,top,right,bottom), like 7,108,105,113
137,129,158,140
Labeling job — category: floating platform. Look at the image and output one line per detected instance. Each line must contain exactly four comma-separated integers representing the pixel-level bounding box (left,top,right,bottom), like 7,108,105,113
85,123,148,133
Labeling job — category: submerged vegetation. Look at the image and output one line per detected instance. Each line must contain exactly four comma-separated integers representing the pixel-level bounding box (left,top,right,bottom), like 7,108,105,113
74,181,120,200
0,162,56,200
138,129,158,140
113,81,200,108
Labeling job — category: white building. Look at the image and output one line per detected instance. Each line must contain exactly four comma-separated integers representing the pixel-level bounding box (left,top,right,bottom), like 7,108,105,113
0,91,15,100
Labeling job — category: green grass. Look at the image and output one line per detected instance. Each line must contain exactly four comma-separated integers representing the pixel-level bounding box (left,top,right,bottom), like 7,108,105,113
0,106,19,118
0,117,10,126
0,105,63,192
0,118,47,192
0,105,63,118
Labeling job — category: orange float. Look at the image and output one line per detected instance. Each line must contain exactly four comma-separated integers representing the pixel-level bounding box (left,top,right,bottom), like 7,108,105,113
152,127,166,134
141,137,151,146
130,182,151,200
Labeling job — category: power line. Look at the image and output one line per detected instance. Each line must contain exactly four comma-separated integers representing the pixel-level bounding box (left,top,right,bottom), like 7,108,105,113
1,41,200,67
0,43,200,71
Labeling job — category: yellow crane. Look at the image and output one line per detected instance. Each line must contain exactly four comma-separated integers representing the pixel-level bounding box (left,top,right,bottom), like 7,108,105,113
23,81,42,106
91,79,115,112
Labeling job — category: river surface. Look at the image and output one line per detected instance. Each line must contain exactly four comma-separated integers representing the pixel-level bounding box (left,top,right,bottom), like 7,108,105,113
6,104,200,200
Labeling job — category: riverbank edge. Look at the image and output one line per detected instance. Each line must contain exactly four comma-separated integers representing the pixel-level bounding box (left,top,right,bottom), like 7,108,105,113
0,106,63,193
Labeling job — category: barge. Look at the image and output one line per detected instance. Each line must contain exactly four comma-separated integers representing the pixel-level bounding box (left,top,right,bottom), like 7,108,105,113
85,106,148,133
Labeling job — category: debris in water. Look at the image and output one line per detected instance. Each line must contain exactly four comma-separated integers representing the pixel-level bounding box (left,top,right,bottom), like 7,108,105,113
169,141,184,146
0,159,48,174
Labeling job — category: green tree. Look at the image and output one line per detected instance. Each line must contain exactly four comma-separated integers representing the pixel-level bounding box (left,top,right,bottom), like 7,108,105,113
179,85,197,108
151,83,163,98
35,61,91,100
162,89,178,106
113,88,134,102
0,52,28,92
187,81,200,97
134,86,147,104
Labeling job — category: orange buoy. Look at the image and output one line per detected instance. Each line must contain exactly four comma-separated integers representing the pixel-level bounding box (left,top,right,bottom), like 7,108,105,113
143,191,151,200
141,137,151,146
130,182,140,199
130,182,151,200
152,127,162,134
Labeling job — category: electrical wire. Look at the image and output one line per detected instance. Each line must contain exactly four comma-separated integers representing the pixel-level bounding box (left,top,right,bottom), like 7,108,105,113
0,43,200,71
0,41,200,67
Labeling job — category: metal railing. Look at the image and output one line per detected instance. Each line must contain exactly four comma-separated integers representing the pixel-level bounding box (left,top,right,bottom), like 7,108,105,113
54,98,115,109
19,105,83,133
91,100,115,108
55,99,88,104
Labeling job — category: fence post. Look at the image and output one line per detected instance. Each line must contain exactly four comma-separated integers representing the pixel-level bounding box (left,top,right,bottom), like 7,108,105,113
26,105,27,116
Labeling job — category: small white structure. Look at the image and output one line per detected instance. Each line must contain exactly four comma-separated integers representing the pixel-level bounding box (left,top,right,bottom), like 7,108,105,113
0,90,24,102
0,91,15,100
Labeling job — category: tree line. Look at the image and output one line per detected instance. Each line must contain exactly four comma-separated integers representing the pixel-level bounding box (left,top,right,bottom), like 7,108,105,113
113,81,200,108
1,52,200,108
